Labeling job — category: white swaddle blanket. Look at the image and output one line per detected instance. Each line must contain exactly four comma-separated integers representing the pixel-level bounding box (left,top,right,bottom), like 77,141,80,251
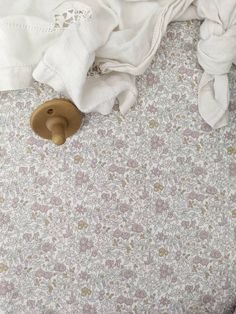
0,0,235,128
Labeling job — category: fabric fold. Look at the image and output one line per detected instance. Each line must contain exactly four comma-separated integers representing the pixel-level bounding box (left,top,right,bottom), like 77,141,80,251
78,72,137,115
97,0,196,76
197,0,236,128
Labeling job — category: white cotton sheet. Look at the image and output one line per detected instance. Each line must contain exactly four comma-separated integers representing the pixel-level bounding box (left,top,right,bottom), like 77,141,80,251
0,0,235,128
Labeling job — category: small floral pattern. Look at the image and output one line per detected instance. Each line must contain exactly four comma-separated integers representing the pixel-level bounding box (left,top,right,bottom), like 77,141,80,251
0,21,236,314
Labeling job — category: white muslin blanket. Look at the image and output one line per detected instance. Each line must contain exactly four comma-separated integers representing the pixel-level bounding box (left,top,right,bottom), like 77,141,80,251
0,0,235,128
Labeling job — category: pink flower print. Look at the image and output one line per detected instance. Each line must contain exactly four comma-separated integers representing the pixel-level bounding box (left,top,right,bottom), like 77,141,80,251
0,280,14,296
75,171,89,185
117,295,133,306
83,304,97,314
229,163,236,177
79,237,93,252
109,164,126,174
192,256,210,266
188,191,205,201
147,104,158,113
198,230,209,241
79,271,90,280
45,310,56,314
155,198,169,214
131,223,143,233
159,264,174,279
119,203,130,213
31,203,49,213
193,166,205,176
210,249,222,259
23,233,33,242
200,123,212,132
151,136,165,150
37,176,49,185
146,73,160,86
202,294,215,305
114,139,126,149
135,289,147,299
0,212,10,227
183,128,200,139
206,186,217,195
35,269,53,279
120,269,135,280
50,196,62,206
113,229,130,240
160,297,170,306
127,159,139,168
54,263,66,272
41,242,54,253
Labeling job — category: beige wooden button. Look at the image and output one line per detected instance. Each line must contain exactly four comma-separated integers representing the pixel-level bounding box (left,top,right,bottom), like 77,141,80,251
30,99,84,145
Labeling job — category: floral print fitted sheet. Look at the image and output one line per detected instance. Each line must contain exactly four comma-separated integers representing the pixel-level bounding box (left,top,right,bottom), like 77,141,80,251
0,21,236,314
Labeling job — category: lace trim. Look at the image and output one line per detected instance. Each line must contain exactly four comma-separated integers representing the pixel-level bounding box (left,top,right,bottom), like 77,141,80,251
87,63,102,78
54,7,92,29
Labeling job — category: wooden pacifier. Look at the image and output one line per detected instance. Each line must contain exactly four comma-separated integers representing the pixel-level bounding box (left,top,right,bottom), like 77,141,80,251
30,99,84,145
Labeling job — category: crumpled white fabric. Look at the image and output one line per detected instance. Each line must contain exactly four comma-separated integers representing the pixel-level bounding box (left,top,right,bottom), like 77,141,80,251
64,71,138,115
96,0,196,76
197,0,236,128
0,0,236,128
33,0,197,115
